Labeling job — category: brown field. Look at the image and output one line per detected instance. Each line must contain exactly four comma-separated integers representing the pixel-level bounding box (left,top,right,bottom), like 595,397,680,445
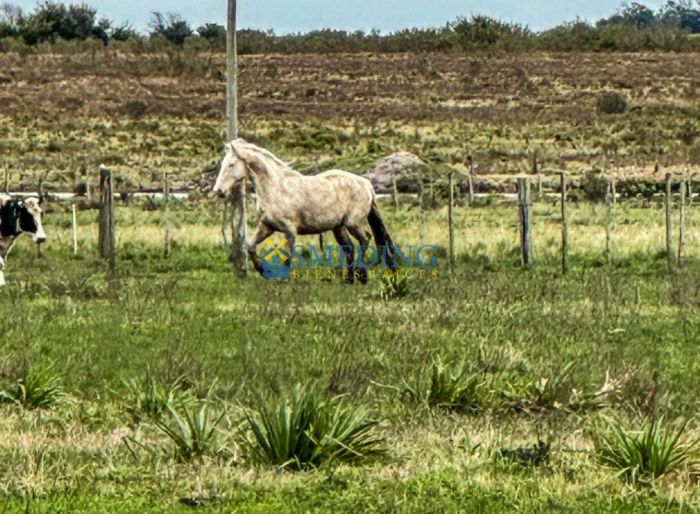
1,50,699,189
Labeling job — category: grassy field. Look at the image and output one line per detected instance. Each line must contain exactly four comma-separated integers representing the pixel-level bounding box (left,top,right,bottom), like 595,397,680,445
0,197,698,513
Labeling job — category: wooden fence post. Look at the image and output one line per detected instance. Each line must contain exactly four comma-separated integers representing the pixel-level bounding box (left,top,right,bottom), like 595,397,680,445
665,173,674,273
163,171,171,258
605,179,613,264
559,172,569,275
678,176,686,268
517,177,532,268
392,174,399,210
72,203,78,256
448,171,455,274
467,154,475,206
98,167,116,273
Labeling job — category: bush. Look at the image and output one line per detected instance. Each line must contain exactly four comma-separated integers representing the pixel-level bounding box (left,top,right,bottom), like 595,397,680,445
149,11,192,47
594,416,699,484
244,385,386,470
598,91,629,115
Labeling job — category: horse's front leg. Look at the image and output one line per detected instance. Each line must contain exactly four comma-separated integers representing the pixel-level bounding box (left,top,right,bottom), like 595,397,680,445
247,224,274,276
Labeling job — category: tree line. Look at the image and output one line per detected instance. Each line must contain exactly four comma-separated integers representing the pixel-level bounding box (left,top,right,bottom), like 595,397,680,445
2,1,700,52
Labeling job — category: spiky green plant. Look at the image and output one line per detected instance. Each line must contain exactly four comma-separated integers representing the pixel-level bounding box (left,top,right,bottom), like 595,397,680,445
594,416,699,484
155,397,225,462
0,364,67,409
124,373,182,423
379,272,412,300
245,385,386,470
427,358,486,412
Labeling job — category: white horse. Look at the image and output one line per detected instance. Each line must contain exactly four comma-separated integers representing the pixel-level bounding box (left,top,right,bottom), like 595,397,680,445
213,139,395,282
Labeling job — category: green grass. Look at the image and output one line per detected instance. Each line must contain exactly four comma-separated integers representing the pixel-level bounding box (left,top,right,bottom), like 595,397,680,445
0,203,698,511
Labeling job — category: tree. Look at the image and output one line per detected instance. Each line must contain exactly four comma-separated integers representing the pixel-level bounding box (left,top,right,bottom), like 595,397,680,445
660,0,700,33
150,11,192,46
197,22,225,42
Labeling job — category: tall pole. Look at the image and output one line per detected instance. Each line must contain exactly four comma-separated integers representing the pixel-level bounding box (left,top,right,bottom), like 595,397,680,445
227,0,248,277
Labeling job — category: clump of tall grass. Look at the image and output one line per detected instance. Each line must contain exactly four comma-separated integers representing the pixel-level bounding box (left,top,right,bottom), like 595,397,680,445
124,373,184,423
244,385,386,470
401,358,487,413
501,362,609,413
379,272,413,300
0,364,68,409
594,416,699,484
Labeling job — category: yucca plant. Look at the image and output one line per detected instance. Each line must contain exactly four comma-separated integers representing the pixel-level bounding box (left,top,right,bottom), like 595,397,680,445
594,416,699,484
427,358,486,412
0,364,67,409
244,385,386,470
155,397,225,462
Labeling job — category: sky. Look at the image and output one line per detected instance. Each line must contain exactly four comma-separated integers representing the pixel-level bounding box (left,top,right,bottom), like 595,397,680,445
9,0,669,33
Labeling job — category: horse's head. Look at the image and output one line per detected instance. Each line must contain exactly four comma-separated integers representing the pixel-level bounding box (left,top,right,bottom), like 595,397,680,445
0,196,47,243
214,140,248,199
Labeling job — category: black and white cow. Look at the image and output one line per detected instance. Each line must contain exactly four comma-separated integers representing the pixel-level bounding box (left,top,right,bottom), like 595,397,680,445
0,195,47,286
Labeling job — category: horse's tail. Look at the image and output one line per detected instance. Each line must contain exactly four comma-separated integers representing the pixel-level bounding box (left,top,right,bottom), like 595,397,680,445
368,200,395,268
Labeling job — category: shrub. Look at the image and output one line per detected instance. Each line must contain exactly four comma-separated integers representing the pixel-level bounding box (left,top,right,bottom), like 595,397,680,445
244,385,386,470
0,364,67,409
598,91,629,115
149,11,192,47
594,416,699,484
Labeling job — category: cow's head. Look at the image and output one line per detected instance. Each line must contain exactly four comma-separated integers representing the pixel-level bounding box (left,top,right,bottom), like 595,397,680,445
0,197,46,243
213,140,248,199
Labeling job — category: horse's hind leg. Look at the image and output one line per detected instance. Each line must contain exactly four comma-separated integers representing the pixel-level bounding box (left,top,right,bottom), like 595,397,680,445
347,225,371,285
332,227,355,284
247,224,274,275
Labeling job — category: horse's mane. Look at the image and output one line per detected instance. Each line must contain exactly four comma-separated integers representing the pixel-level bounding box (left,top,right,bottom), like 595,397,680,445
234,141,300,176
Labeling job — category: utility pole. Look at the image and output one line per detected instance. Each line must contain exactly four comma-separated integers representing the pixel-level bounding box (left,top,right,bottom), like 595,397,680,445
227,0,248,277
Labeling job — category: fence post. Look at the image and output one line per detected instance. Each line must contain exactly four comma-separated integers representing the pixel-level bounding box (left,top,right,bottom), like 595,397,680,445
678,176,686,268
163,171,171,258
448,171,455,274
605,179,613,265
665,173,674,273
230,182,248,277
392,174,399,210
467,154,475,206
98,167,116,273
559,172,569,275
517,177,532,268
72,203,78,256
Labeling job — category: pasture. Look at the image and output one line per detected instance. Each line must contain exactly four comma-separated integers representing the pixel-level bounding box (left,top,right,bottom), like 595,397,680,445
0,196,699,512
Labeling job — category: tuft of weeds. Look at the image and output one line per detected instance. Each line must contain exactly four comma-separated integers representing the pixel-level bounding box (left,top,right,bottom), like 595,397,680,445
427,358,486,412
124,373,185,423
155,389,226,462
379,272,413,300
0,364,68,409
593,416,699,484
500,362,609,413
244,384,386,470
497,439,552,467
